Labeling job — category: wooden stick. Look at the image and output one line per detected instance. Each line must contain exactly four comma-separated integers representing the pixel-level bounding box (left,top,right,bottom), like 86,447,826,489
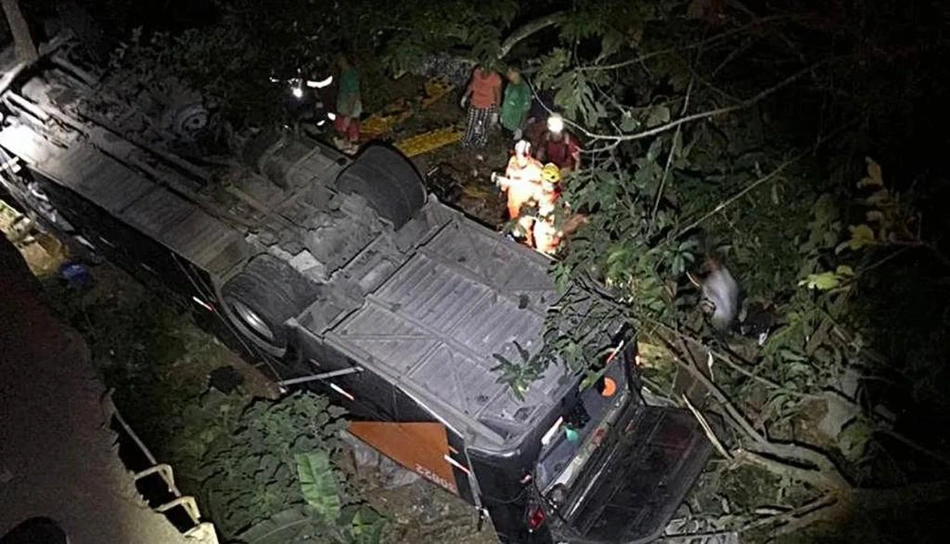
683,394,733,461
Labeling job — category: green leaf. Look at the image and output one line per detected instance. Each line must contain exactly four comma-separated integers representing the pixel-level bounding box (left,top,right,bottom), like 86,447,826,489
866,210,885,222
857,157,884,187
553,262,573,294
348,506,386,544
838,417,874,461
619,111,640,132
513,340,530,363
799,272,839,290
645,138,664,163
845,224,876,251
598,30,624,60
490,353,512,371
236,507,323,543
296,452,342,522
835,265,854,277
644,104,671,128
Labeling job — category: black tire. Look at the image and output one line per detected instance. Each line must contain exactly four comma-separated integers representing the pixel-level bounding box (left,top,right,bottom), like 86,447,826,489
1,517,68,544
336,145,426,230
221,254,318,353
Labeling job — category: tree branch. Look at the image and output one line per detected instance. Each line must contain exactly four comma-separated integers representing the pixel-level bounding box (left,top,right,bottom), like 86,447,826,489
650,78,693,226
675,117,856,237
683,394,734,460
765,494,845,537
658,332,852,491
1,0,38,63
737,448,849,491
578,15,795,73
669,326,822,400
879,429,950,468
739,493,839,534
660,333,771,446
854,481,950,511
498,12,568,59
576,58,838,143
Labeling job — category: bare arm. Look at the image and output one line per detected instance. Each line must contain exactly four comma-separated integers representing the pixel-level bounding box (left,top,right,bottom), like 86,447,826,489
570,136,582,169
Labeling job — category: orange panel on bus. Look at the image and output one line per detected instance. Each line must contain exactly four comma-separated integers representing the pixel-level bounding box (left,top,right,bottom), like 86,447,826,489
348,421,459,494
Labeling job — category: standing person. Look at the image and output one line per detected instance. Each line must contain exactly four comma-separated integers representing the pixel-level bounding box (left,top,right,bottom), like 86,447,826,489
335,55,362,151
499,66,532,140
532,163,588,255
495,140,543,245
538,114,582,172
499,140,543,220
460,64,502,150
533,163,564,255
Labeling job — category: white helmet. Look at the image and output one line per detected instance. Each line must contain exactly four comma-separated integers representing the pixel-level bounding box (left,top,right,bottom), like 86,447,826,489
514,139,531,157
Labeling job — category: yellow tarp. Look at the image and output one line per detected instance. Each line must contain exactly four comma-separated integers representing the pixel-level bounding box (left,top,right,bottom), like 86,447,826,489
360,77,455,139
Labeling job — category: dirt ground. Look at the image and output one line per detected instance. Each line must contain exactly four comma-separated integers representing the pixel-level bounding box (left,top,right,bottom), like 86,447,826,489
416,129,514,227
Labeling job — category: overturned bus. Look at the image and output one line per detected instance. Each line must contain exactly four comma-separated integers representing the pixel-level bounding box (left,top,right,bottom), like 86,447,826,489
0,37,713,543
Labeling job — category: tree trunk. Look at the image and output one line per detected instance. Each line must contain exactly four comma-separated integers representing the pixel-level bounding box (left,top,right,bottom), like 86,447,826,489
2,0,38,63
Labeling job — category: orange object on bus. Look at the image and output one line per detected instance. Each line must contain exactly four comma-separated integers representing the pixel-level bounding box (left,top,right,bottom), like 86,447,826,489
600,377,618,397
348,421,459,495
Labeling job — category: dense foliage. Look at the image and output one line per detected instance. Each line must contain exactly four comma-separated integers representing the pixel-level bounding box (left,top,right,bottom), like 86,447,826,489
41,0,950,539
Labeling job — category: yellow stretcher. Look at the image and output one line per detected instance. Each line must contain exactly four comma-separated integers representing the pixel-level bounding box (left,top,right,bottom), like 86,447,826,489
395,126,463,157
360,100,413,139
420,78,454,109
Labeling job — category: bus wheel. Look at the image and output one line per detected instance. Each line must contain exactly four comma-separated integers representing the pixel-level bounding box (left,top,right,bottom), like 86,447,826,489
220,254,317,355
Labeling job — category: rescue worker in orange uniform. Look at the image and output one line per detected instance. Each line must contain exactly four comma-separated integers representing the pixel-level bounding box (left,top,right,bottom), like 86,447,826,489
500,140,543,219
533,164,564,255
531,163,589,256
495,140,543,243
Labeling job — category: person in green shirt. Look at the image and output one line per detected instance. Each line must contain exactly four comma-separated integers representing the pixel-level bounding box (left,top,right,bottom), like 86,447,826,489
500,66,532,140
334,55,362,150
